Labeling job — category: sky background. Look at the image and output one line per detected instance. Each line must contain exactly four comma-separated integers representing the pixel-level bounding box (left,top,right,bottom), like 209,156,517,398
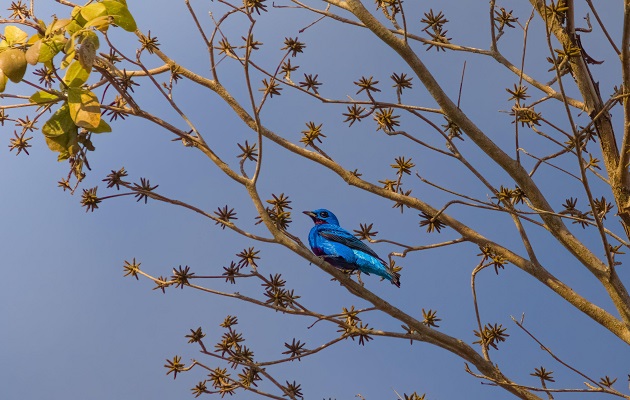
1,1,629,399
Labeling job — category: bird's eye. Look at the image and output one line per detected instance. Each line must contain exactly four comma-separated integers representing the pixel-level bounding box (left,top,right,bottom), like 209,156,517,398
320,211,329,218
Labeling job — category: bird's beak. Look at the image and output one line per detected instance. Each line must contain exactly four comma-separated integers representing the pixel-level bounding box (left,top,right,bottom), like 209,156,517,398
302,210,316,218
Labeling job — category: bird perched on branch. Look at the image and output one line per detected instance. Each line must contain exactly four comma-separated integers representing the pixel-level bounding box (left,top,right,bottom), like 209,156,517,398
303,208,401,287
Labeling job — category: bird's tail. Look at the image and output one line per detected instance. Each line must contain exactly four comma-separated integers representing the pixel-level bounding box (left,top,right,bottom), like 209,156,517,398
388,270,401,288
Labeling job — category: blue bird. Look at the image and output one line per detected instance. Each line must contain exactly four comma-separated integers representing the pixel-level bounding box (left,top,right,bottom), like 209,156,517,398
303,208,401,287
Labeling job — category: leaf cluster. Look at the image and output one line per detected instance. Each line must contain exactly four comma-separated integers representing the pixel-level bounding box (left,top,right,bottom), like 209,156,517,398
0,0,136,166
478,245,509,274
473,323,509,351
493,7,518,32
419,212,446,233
261,273,300,309
256,193,293,231
421,9,450,52
206,316,263,394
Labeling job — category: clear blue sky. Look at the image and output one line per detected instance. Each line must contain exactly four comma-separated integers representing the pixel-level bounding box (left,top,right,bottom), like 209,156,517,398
2,1,628,399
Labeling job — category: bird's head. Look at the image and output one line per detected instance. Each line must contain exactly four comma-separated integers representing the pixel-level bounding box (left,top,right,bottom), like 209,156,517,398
303,209,340,226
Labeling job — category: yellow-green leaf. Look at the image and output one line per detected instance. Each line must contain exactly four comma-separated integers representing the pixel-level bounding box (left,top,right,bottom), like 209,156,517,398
0,70,7,93
30,90,61,104
102,1,137,32
0,48,27,83
70,6,82,19
68,87,101,129
27,34,41,45
38,35,66,63
66,20,84,35
45,18,71,36
87,118,112,133
42,103,76,137
64,61,90,87
4,26,28,45
69,7,88,32
80,3,108,22
41,103,84,159
45,130,79,160
63,34,76,55
62,51,75,69
83,15,112,31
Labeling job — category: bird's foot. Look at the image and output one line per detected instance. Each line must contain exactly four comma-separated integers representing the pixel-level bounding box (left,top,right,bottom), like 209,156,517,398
356,271,365,287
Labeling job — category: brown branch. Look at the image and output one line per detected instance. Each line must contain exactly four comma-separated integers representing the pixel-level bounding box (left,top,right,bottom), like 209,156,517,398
338,0,630,331
511,316,602,389
618,1,630,192
388,238,466,258
541,11,615,272
533,0,630,327
280,232,543,399
193,356,290,400
126,13,630,383
471,261,491,360
207,67,630,346
585,0,621,55
288,0,584,108
120,184,274,243
467,366,629,398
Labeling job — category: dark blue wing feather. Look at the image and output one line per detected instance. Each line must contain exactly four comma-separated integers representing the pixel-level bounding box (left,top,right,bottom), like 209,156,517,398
318,227,384,263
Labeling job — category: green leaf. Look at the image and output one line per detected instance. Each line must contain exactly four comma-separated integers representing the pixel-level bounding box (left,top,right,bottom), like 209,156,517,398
66,20,84,36
45,18,71,36
30,90,61,104
38,35,66,63
0,48,27,82
42,103,76,137
64,61,90,87
41,104,80,159
70,6,85,21
0,70,7,93
80,3,108,22
45,130,79,160
68,87,101,129
102,0,137,32
26,34,40,45
4,26,28,45
83,16,112,31
61,37,76,69
86,118,112,133
67,7,88,34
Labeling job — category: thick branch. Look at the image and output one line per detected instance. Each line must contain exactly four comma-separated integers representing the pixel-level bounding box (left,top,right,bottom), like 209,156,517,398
280,237,542,400
204,65,630,346
339,0,630,327
529,0,630,328
619,1,630,192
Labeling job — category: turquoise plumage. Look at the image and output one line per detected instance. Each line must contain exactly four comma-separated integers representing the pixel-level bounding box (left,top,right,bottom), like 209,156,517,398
304,209,401,287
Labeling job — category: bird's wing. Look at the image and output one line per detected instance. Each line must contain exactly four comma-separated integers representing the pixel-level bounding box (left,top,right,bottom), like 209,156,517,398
319,227,385,263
